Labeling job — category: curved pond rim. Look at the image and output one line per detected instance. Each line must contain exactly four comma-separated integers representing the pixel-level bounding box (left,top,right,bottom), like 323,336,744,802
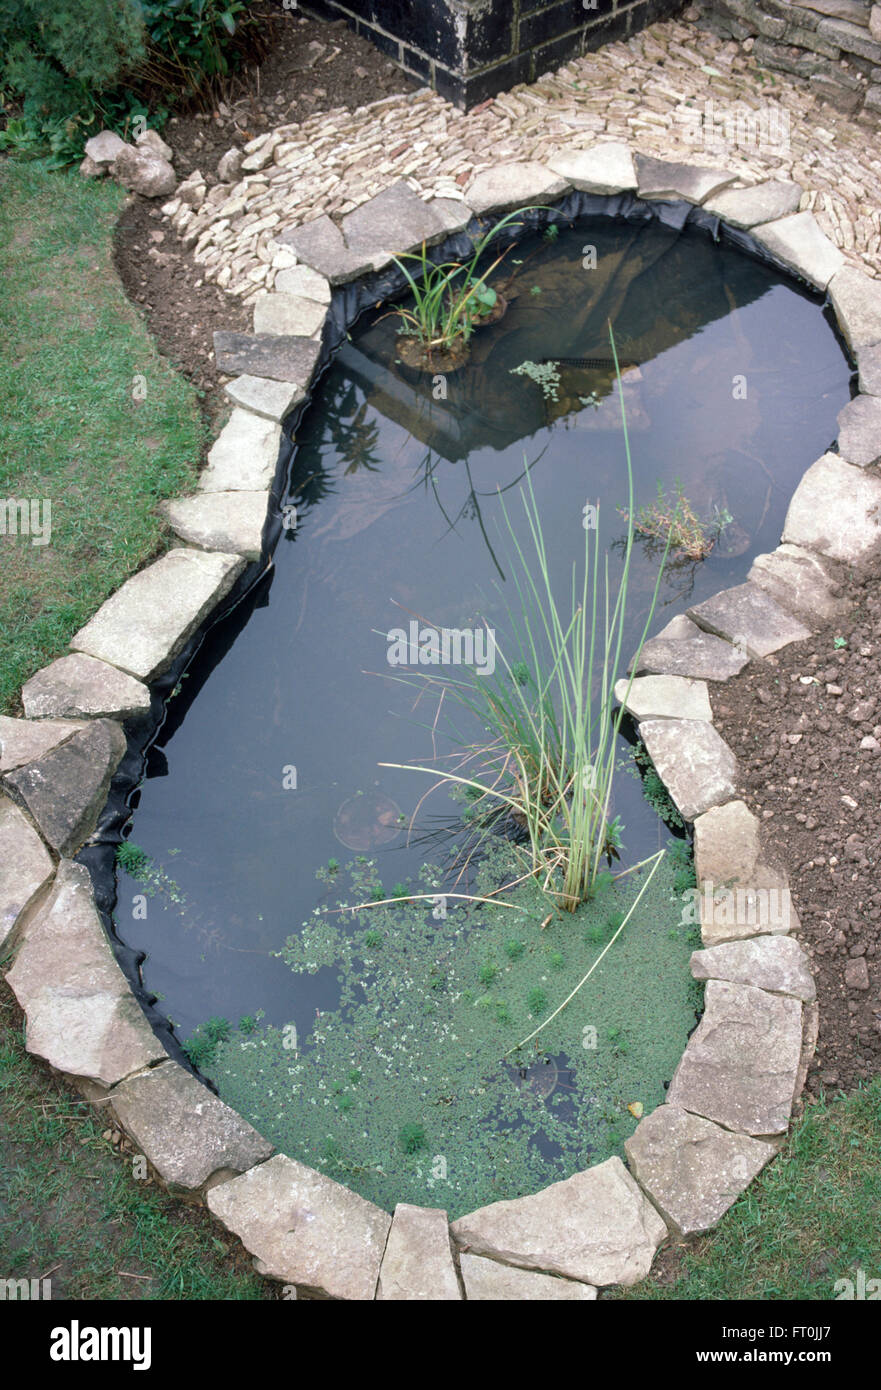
76,186,857,1086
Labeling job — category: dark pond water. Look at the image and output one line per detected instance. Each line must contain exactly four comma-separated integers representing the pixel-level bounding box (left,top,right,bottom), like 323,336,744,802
117,217,850,1045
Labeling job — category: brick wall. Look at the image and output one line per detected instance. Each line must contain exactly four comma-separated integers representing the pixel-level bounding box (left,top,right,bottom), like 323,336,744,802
302,0,686,107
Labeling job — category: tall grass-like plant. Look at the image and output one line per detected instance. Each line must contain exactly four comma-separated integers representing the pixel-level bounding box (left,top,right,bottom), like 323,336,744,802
382,326,671,911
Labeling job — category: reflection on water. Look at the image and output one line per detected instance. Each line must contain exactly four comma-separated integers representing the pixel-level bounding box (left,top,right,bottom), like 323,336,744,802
117,218,850,1040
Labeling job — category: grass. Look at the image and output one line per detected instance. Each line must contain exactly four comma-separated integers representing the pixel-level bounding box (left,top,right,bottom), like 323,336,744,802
0,161,203,714
615,1080,881,1301
0,980,272,1300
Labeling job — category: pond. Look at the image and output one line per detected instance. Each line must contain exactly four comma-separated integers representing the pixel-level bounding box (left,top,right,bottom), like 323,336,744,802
115,215,850,1217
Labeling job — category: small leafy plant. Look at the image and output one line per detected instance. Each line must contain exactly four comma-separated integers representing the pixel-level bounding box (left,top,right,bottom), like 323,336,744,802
620,479,731,562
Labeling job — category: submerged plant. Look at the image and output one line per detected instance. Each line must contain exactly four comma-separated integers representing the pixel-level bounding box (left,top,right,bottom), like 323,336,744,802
382,326,671,912
620,478,731,561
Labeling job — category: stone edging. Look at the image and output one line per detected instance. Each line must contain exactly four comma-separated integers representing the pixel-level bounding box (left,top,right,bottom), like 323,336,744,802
3,140,881,1301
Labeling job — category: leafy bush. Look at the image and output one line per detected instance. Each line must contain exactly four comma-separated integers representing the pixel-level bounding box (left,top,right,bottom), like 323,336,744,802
0,0,258,164
0,0,147,164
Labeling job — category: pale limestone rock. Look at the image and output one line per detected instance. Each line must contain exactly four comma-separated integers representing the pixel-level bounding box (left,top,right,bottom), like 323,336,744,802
3,720,126,856
21,653,151,721
828,265,881,352
376,1205,461,1301
252,292,326,338
160,491,268,560
614,675,713,722
782,454,881,563
666,980,803,1135
109,1062,272,1191
688,581,813,658
837,394,881,468
6,861,166,1086
0,796,53,950
207,1153,391,1300
273,265,331,303
224,374,304,422
460,1253,596,1300
546,142,637,194
691,935,815,1000
704,180,802,228
638,719,737,822
463,162,569,217
752,211,845,289
71,549,245,682
693,800,795,947
199,410,281,492
748,545,845,623
0,716,85,772
635,153,736,203
450,1157,666,1288
625,1105,777,1237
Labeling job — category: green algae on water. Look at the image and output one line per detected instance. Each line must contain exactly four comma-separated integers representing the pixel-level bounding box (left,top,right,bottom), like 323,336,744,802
203,845,702,1219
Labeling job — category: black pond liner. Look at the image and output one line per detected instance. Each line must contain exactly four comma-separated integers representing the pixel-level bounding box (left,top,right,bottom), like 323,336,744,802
77,188,857,1083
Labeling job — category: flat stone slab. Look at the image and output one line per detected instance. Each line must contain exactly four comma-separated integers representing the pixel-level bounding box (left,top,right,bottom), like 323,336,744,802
752,211,845,289
160,491,268,561
109,1061,272,1191
224,374,304,422
666,980,803,1136
691,936,816,1002
625,1105,777,1238
277,214,375,284
21,653,151,721
207,1153,391,1300
858,342,881,397
459,1253,597,1300
0,716,85,771
71,548,245,682
693,800,795,946
342,180,457,262
633,632,748,682
376,1204,461,1301
0,795,54,950
199,409,281,492
782,453,881,563
273,264,331,303
4,719,126,856
614,674,713,722
450,1156,666,1288
426,196,472,236
546,142,637,194
687,581,812,658
252,292,327,339
6,860,166,1087
748,544,845,623
828,265,881,352
837,393,881,468
704,179,802,229
213,330,321,386
635,153,736,204
463,161,569,217
638,719,737,822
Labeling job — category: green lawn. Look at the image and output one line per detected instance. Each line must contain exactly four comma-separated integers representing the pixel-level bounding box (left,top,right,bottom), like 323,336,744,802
0,979,272,1299
616,1080,881,1301
0,161,203,713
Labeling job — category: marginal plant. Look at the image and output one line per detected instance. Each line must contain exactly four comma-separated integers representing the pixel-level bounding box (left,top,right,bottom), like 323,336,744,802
387,206,554,368
382,326,671,912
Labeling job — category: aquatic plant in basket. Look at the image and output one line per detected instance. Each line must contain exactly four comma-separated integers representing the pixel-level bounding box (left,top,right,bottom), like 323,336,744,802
388,206,553,373
382,326,673,912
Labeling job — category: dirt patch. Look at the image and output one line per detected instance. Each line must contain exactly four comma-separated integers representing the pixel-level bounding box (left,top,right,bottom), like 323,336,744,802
712,553,881,1097
163,7,418,185
111,7,417,440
